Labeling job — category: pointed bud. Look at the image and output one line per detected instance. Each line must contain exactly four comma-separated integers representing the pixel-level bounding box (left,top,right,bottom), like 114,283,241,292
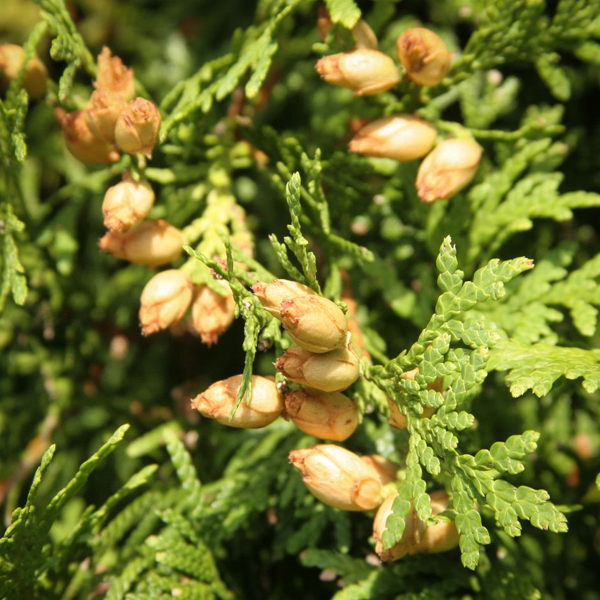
96,47,135,101
352,20,379,50
84,89,126,144
316,49,401,96
373,490,459,561
139,269,193,335
99,219,183,266
416,138,482,202
115,98,161,158
317,7,333,41
275,345,360,393
289,444,382,511
317,9,378,50
0,44,48,99
280,296,348,353
397,28,451,87
360,455,399,485
252,279,318,318
191,282,236,346
191,375,284,429
284,389,358,441
102,177,155,232
55,109,119,165
349,115,437,162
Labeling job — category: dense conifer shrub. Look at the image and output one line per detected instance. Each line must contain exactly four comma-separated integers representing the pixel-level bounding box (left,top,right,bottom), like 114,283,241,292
1,1,600,598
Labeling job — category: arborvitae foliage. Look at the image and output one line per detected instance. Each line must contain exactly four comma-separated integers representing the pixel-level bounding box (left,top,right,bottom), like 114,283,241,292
1,0,600,599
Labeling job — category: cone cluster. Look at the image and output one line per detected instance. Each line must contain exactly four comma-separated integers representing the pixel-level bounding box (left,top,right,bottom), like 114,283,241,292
315,19,482,202
44,48,239,344
255,279,360,439
56,48,160,165
188,279,361,439
187,274,458,561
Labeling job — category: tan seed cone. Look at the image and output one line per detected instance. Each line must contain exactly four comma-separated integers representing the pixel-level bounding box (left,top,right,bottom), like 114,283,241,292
102,177,155,233
56,109,119,165
373,490,459,561
84,89,126,144
316,49,401,96
191,375,284,428
416,138,482,202
280,296,348,353
0,44,48,99
96,46,135,101
275,345,360,393
99,219,183,266
139,270,193,336
360,455,399,485
191,282,236,346
115,97,161,158
252,279,318,318
397,28,451,87
284,389,358,441
349,115,437,162
289,444,383,511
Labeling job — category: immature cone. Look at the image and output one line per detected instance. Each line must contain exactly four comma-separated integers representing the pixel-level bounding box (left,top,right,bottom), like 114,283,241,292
102,177,155,232
96,47,135,101
55,109,119,165
284,389,358,441
316,49,401,96
191,375,284,429
191,282,236,346
317,9,378,50
349,115,437,162
252,279,318,318
139,269,193,336
275,345,360,393
99,219,183,266
84,89,126,144
388,399,435,429
388,369,443,428
0,44,48,99
373,490,459,561
280,296,348,353
397,28,451,87
114,98,161,158
360,455,399,485
416,138,482,202
290,445,383,510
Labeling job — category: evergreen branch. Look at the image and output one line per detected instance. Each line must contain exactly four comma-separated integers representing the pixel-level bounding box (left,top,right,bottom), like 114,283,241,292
324,0,361,29
34,0,96,99
164,429,202,506
488,339,600,397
